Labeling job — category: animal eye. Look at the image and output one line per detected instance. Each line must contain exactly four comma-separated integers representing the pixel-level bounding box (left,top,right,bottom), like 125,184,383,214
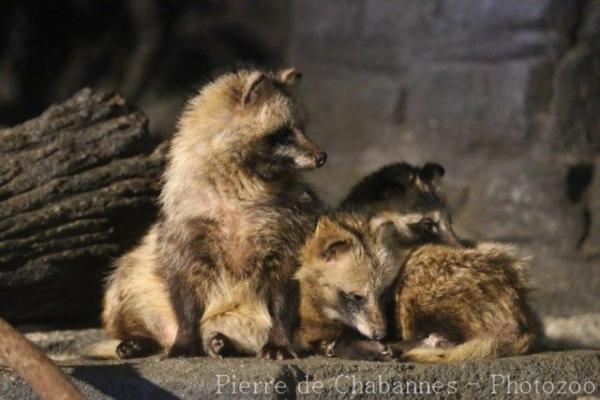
348,293,365,303
322,240,350,261
271,127,294,145
421,219,438,233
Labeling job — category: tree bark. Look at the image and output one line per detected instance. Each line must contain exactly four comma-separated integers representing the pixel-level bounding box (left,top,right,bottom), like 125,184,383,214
0,88,166,324
0,317,84,400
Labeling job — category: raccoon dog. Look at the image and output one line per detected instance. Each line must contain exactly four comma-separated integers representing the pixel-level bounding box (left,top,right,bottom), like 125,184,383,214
99,68,327,359
341,162,540,362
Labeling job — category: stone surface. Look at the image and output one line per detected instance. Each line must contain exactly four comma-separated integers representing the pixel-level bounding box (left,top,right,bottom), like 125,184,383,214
544,314,600,348
0,329,595,399
289,0,600,323
2,347,600,398
24,329,107,362
0,89,166,324
583,168,600,258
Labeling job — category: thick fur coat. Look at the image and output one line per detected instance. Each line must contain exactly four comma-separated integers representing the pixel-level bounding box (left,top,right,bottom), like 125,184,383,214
101,68,327,359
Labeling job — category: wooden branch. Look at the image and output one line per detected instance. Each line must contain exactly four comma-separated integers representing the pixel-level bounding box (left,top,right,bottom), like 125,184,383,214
0,317,83,400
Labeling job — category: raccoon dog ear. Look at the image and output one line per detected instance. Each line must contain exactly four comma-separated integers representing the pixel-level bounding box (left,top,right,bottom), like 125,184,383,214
321,240,351,262
314,217,352,262
370,218,398,243
279,67,302,85
419,162,445,182
242,72,270,106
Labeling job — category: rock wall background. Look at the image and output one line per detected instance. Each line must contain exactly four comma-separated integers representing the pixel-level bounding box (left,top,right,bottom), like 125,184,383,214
0,0,290,139
289,0,600,322
0,1,598,326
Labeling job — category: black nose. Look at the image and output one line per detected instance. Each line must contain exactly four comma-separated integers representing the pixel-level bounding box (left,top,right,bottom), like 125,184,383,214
372,330,386,340
314,152,327,168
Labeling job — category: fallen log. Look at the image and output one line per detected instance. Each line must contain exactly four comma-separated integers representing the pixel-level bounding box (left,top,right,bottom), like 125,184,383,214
0,88,167,324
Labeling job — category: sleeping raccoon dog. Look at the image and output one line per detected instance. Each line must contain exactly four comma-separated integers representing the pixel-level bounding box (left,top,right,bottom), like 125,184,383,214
293,212,414,361
293,207,470,361
333,162,541,362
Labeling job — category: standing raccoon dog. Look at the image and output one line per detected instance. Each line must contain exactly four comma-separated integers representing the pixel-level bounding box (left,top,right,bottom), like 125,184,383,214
341,162,540,362
99,68,327,360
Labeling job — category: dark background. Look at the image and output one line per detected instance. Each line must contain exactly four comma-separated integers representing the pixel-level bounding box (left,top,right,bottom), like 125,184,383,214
1,1,599,331
0,1,290,139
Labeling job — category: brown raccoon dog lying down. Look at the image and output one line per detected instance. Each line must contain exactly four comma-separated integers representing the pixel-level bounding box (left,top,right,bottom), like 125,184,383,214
293,213,410,361
340,162,463,248
394,242,541,362
336,162,541,362
293,208,467,361
91,68,328,360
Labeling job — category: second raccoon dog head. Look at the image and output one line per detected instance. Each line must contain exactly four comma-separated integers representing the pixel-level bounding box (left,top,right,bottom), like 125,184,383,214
297,213,402,340
178,67,327,180
340,162,463,247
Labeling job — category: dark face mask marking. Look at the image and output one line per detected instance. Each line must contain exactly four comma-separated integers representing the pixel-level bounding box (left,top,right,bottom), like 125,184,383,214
338,290,366,317
408,218,441,243
268,126,295,147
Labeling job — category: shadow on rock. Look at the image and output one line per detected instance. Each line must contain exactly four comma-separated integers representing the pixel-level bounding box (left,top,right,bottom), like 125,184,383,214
70,363,179,400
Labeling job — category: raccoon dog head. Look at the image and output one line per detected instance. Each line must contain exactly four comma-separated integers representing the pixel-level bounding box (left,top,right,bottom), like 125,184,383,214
179,68,326,180
340,162,463,247
297,213,402,340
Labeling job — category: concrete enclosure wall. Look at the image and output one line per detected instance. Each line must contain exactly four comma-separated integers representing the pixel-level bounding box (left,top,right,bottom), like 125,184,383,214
288,0,600,318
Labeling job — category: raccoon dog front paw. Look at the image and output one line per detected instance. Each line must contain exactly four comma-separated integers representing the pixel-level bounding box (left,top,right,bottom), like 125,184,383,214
206,333,237,358
259,343,298,360
317,340,337,357
116,337,160,359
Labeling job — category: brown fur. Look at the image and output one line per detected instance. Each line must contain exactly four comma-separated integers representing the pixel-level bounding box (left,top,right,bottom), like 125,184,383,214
101,68,326,359
102,226,177,349
341,162,540,362
340,162,463,247
293,213,411,361
395,243,541,362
